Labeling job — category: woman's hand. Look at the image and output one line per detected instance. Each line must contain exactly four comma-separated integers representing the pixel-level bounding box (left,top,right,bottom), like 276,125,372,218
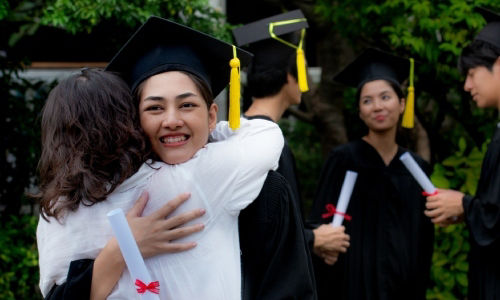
312,225,350,265
126,191,205,258
91,191,205,300
424,189,465,225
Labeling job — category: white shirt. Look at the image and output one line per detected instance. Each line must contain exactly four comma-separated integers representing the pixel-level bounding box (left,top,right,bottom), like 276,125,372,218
37,118,284,299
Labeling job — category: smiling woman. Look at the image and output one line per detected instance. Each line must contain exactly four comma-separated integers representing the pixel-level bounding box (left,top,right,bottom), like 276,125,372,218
138,71,218,164
37,16,285,300
308,48,434,300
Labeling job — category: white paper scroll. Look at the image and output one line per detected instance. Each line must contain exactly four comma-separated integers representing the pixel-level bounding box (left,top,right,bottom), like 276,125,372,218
331,170,358,227
399,152,436,194
107,208,160,300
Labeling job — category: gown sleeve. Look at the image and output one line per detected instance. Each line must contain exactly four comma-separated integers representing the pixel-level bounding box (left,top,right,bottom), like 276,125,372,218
44,259,93,300
462,137,500,247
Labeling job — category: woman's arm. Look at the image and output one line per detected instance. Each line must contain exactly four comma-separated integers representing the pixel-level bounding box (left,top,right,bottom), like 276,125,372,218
45,192,205,300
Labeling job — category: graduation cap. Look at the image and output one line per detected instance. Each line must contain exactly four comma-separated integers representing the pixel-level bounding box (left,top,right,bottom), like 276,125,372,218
474,7,500,49
232,10,309,92
106,16,252,130
334,48,416,128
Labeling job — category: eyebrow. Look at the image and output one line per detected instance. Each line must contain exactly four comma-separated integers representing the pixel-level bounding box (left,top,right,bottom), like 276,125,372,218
142,92,197,102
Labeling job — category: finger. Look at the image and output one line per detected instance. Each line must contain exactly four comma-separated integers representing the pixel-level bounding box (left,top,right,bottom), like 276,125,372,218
162,208,206,230
324,256,338,265
425,201,441,209
424,208,442,218
432,214,449,224
151,193,191,219
162,242,198,253
127,191,149,217
162,223,205,241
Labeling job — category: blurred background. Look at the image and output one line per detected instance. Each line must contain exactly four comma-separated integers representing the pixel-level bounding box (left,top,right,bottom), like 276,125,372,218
2,0,500,298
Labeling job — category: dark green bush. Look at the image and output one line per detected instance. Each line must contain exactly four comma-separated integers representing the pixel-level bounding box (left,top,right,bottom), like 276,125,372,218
0,214,41,299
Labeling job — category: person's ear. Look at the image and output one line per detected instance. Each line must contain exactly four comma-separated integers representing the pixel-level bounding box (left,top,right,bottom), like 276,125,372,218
208,103,218,132
399,97,406,114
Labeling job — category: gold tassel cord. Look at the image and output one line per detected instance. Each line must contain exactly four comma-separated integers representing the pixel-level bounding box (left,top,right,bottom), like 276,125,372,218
229,45,241,130
269,19,309,93
402,58,415,129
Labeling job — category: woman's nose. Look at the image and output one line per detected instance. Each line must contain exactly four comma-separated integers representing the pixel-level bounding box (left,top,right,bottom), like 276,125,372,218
161,110,183,129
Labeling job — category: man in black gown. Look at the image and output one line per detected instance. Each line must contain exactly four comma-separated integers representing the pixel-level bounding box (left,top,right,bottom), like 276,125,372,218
424,7,500,300
233,10,332,300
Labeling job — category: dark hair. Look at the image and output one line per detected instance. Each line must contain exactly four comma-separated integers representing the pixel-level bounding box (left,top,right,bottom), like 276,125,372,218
356,79,404,102
246,52,297,99
459,39,500,74
134,70,214,107
37,69,147,220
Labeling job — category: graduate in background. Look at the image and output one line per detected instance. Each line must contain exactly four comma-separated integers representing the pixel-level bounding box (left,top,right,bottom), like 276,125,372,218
308,48,434,300
232,10,319,299
424,7,500,299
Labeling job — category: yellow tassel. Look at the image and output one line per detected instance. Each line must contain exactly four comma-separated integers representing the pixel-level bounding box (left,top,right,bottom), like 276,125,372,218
229,56,240,130
296,48,309,93
402,86,414,128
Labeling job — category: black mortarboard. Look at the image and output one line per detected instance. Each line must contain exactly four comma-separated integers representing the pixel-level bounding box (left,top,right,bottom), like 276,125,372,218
334,48,416,128
334,48,409,90
474,7,500,49
232,10,309,92
106,16,252,97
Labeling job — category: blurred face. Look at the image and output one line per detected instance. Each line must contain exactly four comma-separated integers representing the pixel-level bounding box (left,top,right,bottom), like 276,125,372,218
358,80,405,132
139,71,218,164
464,59,500,109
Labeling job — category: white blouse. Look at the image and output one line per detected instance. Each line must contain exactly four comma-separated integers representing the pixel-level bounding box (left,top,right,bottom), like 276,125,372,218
37,117,284,299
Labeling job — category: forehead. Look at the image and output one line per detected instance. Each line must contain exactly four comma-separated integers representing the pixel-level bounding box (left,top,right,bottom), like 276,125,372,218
360,79,395,96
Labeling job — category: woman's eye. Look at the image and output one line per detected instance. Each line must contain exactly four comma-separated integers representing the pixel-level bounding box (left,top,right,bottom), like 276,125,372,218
381,95,391,100
361,98,372,105
181,102,197,108
144,105,162,111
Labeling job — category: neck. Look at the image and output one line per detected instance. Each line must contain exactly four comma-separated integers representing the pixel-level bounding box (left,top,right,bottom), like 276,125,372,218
244,92,290,122
362,127,398,165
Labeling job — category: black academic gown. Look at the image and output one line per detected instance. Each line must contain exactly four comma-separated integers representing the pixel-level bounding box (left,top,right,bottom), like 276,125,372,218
463,125,500,300
245,115,315,247
309,140,434,300
239,171,316,300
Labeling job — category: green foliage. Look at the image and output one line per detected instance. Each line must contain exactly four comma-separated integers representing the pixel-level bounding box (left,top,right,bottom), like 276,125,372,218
426,138,488,299
0,215,41,299
279,117,323,215
40,0,233,41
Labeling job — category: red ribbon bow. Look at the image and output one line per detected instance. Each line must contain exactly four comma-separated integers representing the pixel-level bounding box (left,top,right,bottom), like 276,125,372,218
322,204,352,221
135,279,160,294
422,190,438,197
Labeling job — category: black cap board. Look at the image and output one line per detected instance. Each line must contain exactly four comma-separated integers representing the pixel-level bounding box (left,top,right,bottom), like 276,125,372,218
232,10,307,47
106,16,252,96
232,10,308,69
334,48,409,91
474,7,500,49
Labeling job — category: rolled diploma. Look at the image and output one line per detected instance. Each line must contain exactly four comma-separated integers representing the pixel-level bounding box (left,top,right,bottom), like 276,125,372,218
331,170,358,227
107,208,160,300
399,152,436,194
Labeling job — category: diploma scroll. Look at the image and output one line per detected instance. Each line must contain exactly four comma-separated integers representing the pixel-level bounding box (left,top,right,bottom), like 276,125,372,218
331,170,358,227
399,152,436,194
107,209,160,300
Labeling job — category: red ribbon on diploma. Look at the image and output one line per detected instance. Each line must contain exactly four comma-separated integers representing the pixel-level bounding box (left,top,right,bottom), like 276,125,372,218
321,204,352,221
422,190,438,197
135,279,160,294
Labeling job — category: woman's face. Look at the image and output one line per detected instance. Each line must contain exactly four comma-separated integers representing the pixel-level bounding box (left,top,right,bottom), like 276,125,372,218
139,71,218,164
358,79,405,132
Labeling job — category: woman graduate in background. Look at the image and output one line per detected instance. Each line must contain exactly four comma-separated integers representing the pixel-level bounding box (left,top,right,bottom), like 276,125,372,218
308,48,434,300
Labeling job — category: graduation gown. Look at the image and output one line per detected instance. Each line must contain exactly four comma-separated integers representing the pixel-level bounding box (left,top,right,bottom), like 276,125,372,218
245,115,315,247
239,171,317,300
463,125,500,300
309,140,434,300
